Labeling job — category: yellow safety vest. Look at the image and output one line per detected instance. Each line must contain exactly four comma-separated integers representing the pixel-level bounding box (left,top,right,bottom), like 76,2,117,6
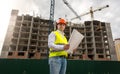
49,30,68,58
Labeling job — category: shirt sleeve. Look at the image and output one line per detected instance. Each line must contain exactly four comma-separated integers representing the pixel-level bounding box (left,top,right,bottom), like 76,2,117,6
48,32,64,51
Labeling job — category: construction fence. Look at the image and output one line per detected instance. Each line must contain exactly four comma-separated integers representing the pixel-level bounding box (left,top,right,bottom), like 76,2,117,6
0,59,120,74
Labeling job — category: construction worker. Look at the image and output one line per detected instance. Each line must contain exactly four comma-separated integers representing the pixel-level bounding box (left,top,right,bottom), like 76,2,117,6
48,18,70,74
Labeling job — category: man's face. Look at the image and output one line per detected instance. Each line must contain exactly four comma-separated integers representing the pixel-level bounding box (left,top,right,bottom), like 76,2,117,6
57,24,66,31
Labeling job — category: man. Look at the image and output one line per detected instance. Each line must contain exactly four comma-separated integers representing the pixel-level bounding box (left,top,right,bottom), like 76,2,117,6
48,18,69,74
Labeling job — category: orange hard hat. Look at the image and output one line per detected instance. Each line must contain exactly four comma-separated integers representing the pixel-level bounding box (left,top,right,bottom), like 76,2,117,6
57,18,67,25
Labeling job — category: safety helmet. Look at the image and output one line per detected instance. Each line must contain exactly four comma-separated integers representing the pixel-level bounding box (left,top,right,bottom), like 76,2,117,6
57,18,67,25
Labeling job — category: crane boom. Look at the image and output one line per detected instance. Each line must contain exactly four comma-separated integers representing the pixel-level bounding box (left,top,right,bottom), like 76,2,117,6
71,5,109,20
63,0,81,20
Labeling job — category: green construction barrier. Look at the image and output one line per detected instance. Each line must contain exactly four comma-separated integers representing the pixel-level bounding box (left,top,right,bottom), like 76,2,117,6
0,59,120,74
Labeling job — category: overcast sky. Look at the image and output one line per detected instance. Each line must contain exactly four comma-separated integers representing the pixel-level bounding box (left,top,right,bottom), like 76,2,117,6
0,0,120,54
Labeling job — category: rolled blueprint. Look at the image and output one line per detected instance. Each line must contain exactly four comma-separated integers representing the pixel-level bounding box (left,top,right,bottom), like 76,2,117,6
66,29,84,54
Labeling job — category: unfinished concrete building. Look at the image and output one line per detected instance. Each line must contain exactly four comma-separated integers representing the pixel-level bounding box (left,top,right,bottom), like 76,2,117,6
68,21,116,60
1,10,49,59
1,10,116,60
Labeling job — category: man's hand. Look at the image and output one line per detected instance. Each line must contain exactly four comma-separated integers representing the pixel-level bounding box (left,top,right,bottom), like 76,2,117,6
64,44,70,50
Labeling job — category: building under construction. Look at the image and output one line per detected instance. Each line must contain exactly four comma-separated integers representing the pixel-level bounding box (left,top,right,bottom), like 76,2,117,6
0,10,117,60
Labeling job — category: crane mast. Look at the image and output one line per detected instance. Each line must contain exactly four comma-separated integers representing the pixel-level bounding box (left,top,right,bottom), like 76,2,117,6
49,0,55,32
71,5,109,21
50,0,55,22
63,0,81,20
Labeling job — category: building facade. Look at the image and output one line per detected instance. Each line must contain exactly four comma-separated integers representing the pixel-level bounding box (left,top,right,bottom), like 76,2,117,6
1,10,117,60
114,38,120,61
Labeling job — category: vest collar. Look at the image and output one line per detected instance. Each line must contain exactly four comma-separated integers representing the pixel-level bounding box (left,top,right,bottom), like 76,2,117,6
57,30,65,36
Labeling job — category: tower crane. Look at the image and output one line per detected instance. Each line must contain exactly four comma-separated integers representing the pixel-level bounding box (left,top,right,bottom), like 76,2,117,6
71,5,109,21
48,0,55,57
63,0,81,20
49,0,81,31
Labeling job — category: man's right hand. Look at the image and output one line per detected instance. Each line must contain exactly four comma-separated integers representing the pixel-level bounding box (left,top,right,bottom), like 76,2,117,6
64,44,70,50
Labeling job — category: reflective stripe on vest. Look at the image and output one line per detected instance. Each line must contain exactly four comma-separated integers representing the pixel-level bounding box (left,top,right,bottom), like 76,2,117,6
49,31,68,57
